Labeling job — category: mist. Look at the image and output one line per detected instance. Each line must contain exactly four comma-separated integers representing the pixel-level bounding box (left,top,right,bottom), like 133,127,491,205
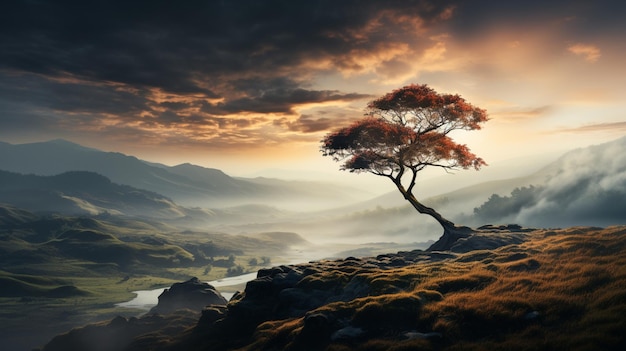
471,137,626,228
3,138,626,351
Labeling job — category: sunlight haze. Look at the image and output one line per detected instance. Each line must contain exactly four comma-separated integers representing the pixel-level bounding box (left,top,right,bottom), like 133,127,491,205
1,2,626,350
1,0,623,182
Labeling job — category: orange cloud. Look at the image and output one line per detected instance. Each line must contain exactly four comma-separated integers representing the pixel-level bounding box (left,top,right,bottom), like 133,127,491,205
567,43,601,62
554,121,626,134
492,105,553,122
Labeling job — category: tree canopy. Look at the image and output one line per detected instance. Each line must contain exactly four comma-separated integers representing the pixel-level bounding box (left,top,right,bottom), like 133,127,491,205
321,84,488,237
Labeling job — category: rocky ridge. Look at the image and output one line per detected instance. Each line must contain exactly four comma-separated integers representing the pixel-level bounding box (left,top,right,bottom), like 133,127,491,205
40,225,626,351
149,277,227,315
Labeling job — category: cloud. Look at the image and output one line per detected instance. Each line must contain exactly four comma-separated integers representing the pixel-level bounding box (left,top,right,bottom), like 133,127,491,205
551,121,626,134
203,88,370,115
0,0,625,158
568,44,601,62
472,137,626,227
0,0,459,150
492,105,552,122
0,1,454,94
0,72,151,115
517,137,626,226
275,114,335,134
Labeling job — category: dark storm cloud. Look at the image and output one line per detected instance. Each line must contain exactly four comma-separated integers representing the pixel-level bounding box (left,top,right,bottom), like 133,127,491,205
295,115,333,133
4,0,621,150
158,101,193,111
446,0,626,40
0,72,151,115
0,101,56,132
205,88,371,115
276,113,358,133
0,0,454,95
0,0,459,145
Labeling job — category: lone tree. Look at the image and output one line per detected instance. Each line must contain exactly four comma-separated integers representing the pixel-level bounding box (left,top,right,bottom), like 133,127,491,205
321,84,488,250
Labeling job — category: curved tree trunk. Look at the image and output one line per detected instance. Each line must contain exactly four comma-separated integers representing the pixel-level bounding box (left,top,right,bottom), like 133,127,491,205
395,184,473,251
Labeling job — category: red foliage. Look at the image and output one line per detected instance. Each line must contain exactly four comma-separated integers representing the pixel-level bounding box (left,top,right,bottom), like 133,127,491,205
321,117,415,152
321,84,488,175
368,84,443,111
321,84,488,229
367,84,488,131
419,133,487,170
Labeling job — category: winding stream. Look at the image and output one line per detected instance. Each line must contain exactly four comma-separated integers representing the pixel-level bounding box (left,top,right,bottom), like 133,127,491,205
115,246,343,311
115,272,258,310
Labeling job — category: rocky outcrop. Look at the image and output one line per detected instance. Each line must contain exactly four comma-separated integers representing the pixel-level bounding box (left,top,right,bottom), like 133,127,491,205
43,226,626,351
39,278,228,351
427,224,535,252
189,249,464,349
149,277,227,315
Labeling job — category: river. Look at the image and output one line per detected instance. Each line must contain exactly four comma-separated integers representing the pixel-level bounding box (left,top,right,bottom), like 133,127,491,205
115,245,361,311
115,272,259,310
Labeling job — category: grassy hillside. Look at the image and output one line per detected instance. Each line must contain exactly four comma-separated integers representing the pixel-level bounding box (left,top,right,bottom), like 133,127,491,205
0,170,192,219
0,205,313,351
39,226,626,351
197,226,626,351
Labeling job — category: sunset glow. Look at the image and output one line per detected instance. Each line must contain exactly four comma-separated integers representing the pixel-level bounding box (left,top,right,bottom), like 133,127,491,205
1,0,624,176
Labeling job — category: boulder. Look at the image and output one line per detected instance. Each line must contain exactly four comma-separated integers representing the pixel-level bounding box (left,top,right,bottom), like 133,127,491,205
149,277,227,314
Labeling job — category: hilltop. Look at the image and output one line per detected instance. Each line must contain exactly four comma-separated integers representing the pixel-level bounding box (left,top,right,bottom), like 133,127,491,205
0,139,369,210
40,225,626,351
0,204,313,351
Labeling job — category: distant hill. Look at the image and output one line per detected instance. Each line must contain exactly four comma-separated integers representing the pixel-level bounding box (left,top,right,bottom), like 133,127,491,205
0,170,188,219
0,139,368,209
471,136,626,227
289,137,626,241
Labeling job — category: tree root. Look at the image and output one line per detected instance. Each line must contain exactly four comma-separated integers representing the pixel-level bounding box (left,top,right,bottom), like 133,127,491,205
426,225,475,251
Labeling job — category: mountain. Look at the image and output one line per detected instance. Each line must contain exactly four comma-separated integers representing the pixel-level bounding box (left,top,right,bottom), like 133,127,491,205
284,137,626,242
0,170,189,219
0,203,38,227
471,136,626,227
0,139,368,209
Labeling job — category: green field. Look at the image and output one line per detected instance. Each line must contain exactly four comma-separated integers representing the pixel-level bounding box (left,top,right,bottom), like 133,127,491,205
0,206,302,351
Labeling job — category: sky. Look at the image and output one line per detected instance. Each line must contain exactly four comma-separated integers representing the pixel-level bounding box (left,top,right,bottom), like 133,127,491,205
1,0,625,180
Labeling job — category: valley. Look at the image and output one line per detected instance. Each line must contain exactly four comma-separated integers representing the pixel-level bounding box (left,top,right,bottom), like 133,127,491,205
0,137,625,350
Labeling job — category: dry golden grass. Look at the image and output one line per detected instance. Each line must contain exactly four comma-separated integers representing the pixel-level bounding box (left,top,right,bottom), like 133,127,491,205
408,226,626,350
231,226,626,351
42,226,626,351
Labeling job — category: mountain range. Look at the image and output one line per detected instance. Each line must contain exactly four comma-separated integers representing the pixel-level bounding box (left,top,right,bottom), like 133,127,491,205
2,137,626,351
218,136,626,242
0,139,368,210
1,137,625,241
0,170,189,219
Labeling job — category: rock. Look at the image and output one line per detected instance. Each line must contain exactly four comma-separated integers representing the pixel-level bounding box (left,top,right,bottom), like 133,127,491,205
257,266,284,278
244,275,274,298
340,275,370,301
477,224,534,232
524,310,541,320
298,313,334,344
149,277,227,314
404,331,442,340
331,326,364,341
277,287,329,317
449,232,527,253
427,226,474,251
198,305,227,327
